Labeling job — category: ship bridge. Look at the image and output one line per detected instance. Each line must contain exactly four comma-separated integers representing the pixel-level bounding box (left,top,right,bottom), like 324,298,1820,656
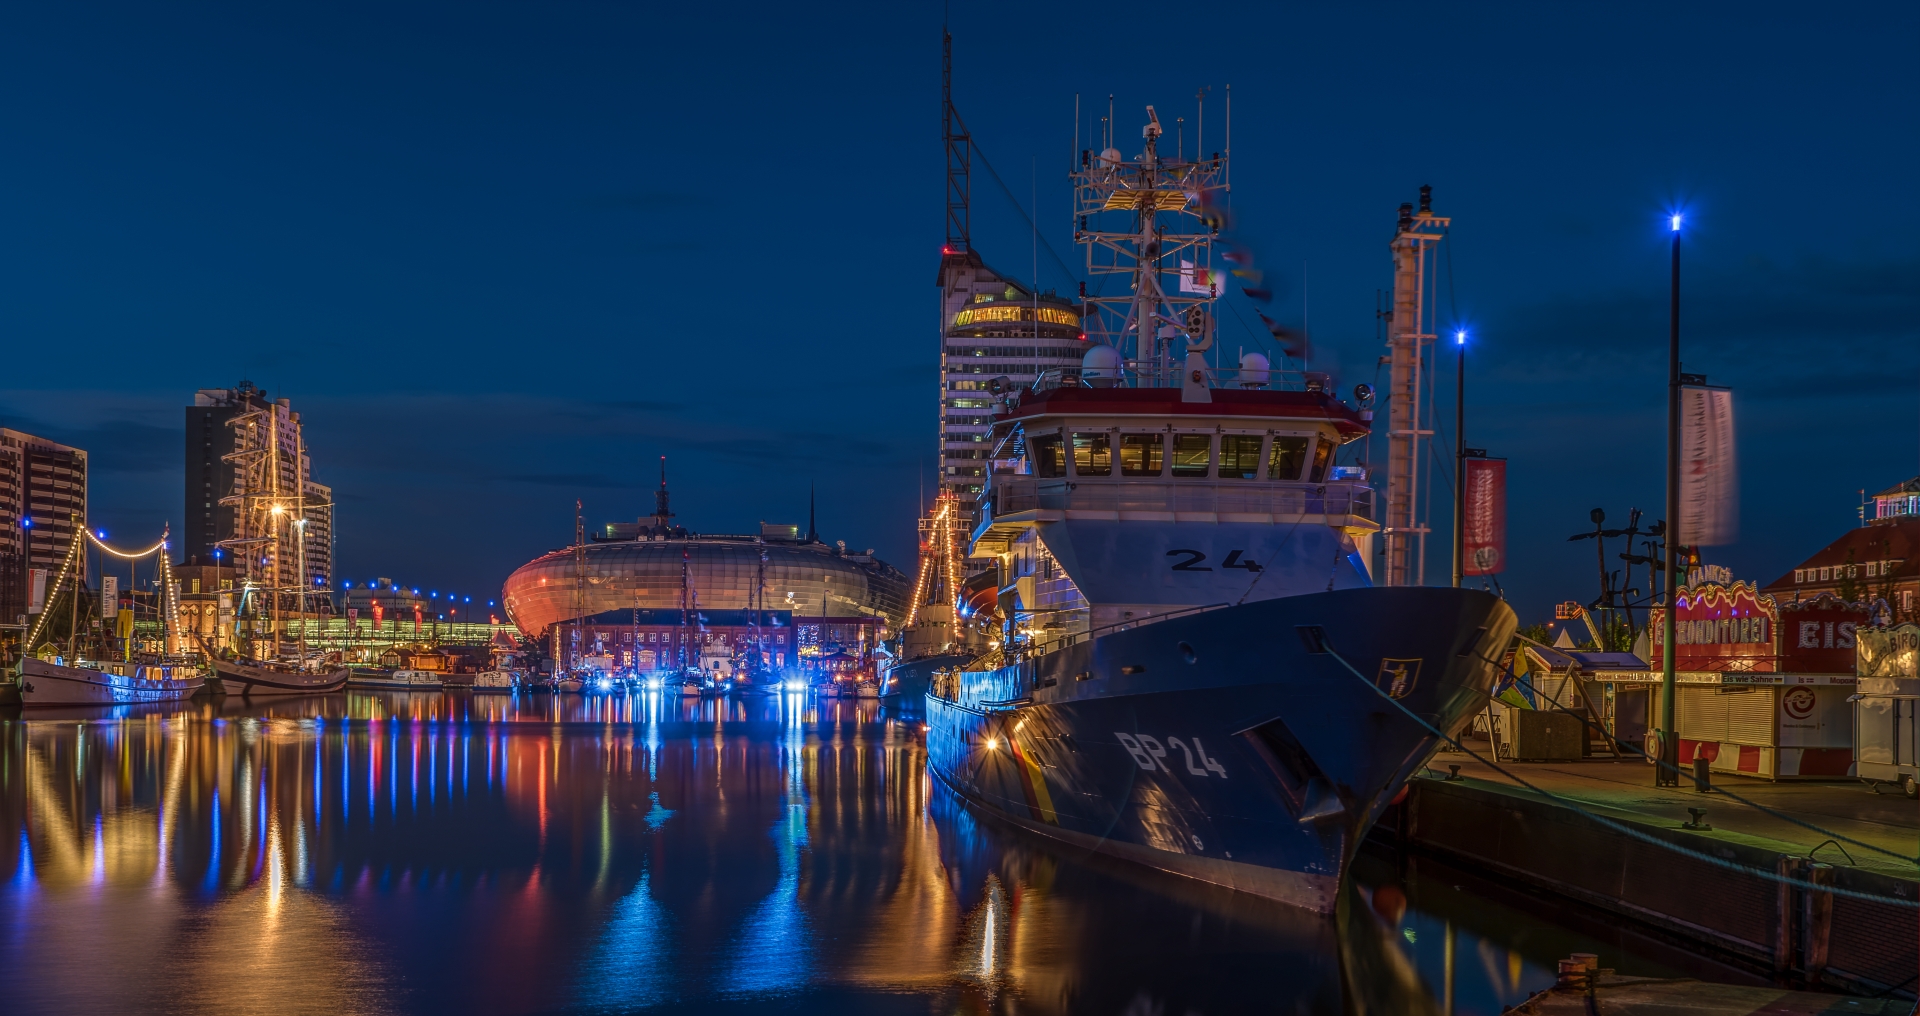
967,376,1378,653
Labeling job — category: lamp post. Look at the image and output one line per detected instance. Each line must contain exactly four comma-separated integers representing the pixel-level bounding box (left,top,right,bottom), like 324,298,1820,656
1452,329,1467,588
1658,214,1682,787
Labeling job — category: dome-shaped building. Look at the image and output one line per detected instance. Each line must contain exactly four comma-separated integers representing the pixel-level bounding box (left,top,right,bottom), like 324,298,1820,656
500,485,909,640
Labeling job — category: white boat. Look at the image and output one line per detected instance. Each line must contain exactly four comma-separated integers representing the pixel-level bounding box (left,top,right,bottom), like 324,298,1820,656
471,670,516,692
19,657,205,706
346,668,445,690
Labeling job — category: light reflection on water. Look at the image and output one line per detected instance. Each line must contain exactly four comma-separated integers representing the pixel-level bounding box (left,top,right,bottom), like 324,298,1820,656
0,692,1631,1014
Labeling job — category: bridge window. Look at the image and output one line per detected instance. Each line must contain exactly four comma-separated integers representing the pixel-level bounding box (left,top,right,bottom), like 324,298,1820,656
1171,434,1212,478
1072,433,1112,476
1119,434,1163,476
1029,435,1067,478
1219,435,1263,479
1309,438,1334,482
1268,437,1308,480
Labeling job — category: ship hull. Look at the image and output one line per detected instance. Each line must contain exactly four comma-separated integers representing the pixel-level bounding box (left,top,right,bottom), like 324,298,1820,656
19,658,205,706
212,659,349,697
924,586,1512,914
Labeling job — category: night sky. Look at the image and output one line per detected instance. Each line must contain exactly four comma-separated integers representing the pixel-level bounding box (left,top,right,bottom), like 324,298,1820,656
2,2,1915,624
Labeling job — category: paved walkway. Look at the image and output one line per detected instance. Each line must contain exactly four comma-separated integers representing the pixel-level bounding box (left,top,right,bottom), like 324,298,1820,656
1428,749,1920,882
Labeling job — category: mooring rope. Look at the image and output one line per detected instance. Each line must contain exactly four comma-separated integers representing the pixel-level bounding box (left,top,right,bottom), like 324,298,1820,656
1318,644,1920,910
1494,635,1916,868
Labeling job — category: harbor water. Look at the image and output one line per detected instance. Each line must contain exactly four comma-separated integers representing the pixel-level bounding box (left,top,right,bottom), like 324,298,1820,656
0,693,1756,1014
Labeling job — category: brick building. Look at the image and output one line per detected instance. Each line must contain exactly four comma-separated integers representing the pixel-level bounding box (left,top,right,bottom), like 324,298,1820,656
1762,477,1920,621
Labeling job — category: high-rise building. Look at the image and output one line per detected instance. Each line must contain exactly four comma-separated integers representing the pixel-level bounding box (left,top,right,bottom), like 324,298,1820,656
0,429,88,623
936,254,1084,504
183,382,333,612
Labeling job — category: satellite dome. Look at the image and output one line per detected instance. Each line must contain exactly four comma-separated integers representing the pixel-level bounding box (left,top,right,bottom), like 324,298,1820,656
1081,344,1123,387
1238,351,1271,387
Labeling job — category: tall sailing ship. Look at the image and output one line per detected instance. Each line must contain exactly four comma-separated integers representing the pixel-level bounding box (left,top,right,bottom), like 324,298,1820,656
920,101,1512,912
16,521,207,705
205,390,347,696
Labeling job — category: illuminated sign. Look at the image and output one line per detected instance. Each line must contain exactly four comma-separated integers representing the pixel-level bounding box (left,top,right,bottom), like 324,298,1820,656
952,305,1080,329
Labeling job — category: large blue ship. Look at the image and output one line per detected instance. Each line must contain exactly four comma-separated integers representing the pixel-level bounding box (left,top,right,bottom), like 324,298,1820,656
923,107,1513,913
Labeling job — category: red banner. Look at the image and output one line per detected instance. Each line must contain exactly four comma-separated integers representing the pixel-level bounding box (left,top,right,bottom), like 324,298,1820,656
1462,458,1506,575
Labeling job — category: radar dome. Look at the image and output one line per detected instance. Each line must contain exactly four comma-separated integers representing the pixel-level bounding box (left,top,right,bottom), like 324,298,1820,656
1238,351,1271,387
1081,344,1123,387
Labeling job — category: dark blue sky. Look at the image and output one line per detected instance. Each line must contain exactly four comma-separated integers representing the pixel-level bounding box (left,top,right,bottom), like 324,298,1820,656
3,2,1915,621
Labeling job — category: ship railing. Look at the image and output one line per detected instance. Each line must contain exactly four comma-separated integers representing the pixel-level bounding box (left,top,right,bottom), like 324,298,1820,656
1059,602,1232,651
992,479,1373,520
1029,365,1331,393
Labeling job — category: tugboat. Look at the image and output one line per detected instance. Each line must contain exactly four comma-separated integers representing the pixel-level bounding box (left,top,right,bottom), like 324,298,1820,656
922,109,1512,913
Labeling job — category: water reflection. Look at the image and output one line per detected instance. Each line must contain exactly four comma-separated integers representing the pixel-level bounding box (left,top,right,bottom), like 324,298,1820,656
0,692,1650,1014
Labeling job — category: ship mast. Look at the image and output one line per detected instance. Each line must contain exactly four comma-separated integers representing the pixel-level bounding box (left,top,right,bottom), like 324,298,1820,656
1380,187,1449,587
572,498,585,673
1071,100,1229,384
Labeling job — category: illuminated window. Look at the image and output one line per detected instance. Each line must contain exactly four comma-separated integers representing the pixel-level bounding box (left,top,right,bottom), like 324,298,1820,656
1308,439,1335,482
1071,433,1111,476
1268,437,1308,481
1119,434,1163,476
1219,435,1262,480
1029,435,1066,478
1172,434,1212,478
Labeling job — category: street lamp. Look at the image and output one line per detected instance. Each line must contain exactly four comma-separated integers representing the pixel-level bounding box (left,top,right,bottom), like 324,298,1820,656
1658,212,1683,787
1452,329,1467,588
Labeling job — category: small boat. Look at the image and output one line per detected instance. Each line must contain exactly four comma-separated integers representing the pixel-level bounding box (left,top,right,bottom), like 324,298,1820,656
471,670,515,692
347,668,444,690
19,657,205,706
211,656,350,697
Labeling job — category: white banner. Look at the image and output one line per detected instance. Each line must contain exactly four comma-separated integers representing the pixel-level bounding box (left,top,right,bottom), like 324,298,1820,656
1178,260,1224,296
27,568,48,614
101,576,119,619
1679,385,1738,546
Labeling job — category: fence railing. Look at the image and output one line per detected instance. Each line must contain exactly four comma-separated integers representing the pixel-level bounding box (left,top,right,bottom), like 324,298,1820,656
992,479,1373,520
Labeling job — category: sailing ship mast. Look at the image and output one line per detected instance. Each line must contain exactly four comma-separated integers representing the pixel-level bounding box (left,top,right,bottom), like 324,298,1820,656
571,498,585,674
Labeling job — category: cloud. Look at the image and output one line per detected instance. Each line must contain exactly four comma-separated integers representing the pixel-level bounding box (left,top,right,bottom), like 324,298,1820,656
0,411,180,475
580,192,706,211
498,472,630,489
1481,254,1920,398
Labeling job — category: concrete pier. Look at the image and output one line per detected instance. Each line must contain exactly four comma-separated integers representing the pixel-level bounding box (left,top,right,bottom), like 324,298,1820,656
1385,757,1917,999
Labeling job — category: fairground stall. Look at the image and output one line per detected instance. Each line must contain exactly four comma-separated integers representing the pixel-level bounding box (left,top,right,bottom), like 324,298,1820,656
1583,583,1860,780
1854,622,1918,795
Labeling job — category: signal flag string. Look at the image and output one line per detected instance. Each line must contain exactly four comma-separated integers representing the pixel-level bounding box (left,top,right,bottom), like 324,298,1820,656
1316,643,1920,910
